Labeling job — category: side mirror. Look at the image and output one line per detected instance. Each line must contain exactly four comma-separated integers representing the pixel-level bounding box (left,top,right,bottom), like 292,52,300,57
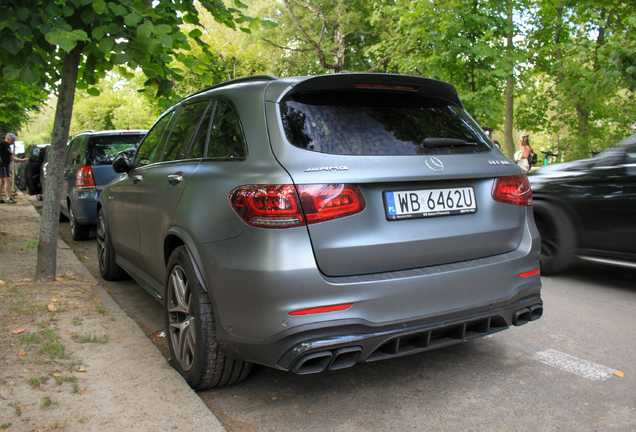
112,151,133,174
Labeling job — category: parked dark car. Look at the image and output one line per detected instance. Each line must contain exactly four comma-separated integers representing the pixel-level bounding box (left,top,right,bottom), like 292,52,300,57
16,144,49,198
57,130,147,241
97,74,542,389
529,132,636,274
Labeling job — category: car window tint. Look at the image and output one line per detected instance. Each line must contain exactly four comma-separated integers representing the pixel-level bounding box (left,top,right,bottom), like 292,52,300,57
65,137,83,165
207,100,246,158
189,101,214,159
162,101,210,162
87,134,145,165
137,111,175,166
625,146,636,164
280,91,492,155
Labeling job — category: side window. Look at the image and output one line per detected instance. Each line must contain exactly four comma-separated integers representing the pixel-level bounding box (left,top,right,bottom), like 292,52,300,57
626,146,636,164
136,110,175,166
65,137,83,166
207,100,246,158
162,101,210,162
189,101,215,159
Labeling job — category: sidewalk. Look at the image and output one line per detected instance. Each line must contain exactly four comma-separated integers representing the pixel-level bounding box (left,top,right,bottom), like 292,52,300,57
0,191,226,431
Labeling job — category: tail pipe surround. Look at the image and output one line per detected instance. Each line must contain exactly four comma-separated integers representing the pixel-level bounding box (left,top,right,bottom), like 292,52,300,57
290,347,363,375
513,304,543,326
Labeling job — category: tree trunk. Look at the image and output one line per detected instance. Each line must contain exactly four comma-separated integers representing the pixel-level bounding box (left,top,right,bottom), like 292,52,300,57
35,44,83,281
503,0,515,160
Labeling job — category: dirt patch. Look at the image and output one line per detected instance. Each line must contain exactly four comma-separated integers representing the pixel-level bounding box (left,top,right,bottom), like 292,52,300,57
0,194,225,432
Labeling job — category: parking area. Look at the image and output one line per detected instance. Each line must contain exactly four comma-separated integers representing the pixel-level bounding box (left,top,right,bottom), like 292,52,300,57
33,194,636,431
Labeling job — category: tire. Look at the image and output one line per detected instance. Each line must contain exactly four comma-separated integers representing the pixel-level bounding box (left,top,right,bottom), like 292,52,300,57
69,202,90,241
165,246,252,389
96,208,128,281
532,200,576,275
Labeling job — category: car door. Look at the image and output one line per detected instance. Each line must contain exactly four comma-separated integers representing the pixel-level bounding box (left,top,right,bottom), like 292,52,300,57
569,146,636,254
108,111,177,271
136,99,213,288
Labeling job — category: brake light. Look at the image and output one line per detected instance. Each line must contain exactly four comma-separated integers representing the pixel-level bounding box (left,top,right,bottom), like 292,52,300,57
75,165,96,188
229,184,365,228
492,175,532,206
355,84,418,90
519,269,540,278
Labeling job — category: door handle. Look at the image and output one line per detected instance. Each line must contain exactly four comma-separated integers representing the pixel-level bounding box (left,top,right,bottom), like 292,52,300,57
133,175,143,183
167,174,183,184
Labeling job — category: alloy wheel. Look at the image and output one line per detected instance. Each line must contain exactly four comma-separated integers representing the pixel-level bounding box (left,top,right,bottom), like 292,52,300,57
167,265,196,372
96,212,107,273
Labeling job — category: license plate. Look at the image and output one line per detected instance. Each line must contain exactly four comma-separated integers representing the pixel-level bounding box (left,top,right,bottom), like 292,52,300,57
384,187,477,220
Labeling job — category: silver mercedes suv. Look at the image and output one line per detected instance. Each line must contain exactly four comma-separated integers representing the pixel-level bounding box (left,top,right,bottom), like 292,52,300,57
97,74,543,389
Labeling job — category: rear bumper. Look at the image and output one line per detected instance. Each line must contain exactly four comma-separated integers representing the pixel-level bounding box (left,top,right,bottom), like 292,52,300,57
71,190,100,224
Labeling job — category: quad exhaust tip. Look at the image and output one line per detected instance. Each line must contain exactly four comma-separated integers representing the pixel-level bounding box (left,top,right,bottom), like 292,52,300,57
291,347,362,375
513,304,543,326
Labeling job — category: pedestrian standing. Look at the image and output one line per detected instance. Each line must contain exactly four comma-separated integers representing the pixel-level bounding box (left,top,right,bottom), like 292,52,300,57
516,135,533,173
0,133,28,204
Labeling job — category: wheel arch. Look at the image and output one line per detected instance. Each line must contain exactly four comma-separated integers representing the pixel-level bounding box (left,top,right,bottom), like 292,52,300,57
531,194,582,239
164,227,209,294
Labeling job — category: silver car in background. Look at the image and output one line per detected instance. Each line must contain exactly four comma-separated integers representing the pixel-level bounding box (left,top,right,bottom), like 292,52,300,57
97,74,542,389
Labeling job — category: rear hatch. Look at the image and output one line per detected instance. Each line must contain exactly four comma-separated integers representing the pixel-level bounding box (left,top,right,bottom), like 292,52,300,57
87,133,146,187
265,75,528,277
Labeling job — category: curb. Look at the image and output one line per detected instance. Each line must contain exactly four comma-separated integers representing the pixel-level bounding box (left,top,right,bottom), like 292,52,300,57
21,191,226,431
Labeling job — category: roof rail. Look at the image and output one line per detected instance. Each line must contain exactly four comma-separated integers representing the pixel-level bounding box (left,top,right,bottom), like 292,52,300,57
186,75,279,99
77,130,95,134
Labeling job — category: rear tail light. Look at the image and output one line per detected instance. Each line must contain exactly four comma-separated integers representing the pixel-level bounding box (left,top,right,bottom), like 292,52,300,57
492,175,532,206
75,165,96,188
229,184,366,228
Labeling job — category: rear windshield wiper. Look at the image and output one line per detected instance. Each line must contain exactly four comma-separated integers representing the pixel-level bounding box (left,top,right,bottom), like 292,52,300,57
421,138,478,148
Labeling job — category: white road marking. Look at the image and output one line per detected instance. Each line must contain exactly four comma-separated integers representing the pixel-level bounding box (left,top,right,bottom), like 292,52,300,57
532,349,617,381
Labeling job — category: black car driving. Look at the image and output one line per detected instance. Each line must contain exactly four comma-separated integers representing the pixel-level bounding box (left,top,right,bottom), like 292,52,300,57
529,133,636,274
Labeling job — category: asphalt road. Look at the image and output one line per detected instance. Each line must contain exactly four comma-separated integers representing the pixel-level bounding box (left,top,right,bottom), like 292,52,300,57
41,197,636,431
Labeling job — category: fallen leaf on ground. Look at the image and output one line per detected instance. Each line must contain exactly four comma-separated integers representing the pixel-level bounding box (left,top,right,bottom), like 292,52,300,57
50,298,59,302
306,411,312,415
78,368,87,372
0,280,6,286
12,328,26,334
614,371,625,378
584,403,589,406
68,331,72,335
233,395,239,398
271,397,278,401
18,350,25,356
53,373,60,377
82,388,87,393
48,304,56,312
55,277,61,281
84,257,89,260
100,371,107,375
599,418,604,420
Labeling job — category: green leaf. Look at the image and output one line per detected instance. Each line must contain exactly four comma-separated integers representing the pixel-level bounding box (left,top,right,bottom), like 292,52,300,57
148,39,163,56
45,2,62,17
124,13,143,27
99,37,115,53
2,66,20,80
159,34,172,49
15,7,30,21
86,88,100,96
109,3,128,16
2,38,24,55
153,24,172,36
182,57,196,68
62,5,75,17
137,21,153,39
81,10,97,24
93,0,106,14
92,27,105,40
159,80,173,94
76,81,88,89
188,28,203,39
20,67,39,84
113,53,133,64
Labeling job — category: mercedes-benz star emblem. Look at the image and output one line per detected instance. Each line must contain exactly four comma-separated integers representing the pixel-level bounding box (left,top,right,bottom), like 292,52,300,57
425,156,444,172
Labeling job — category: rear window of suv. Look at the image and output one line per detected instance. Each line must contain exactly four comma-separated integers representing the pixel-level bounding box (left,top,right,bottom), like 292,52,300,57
280,91,493,155
88,134,145,165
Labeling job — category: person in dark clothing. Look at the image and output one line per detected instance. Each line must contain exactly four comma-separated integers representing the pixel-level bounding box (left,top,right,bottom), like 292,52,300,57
0,133,28,204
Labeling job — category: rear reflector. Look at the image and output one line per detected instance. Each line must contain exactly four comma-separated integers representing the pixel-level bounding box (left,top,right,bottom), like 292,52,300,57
289,304,352,316
75,165,96,188
229,184,365,228
492,175,532,206
519,269,540,278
